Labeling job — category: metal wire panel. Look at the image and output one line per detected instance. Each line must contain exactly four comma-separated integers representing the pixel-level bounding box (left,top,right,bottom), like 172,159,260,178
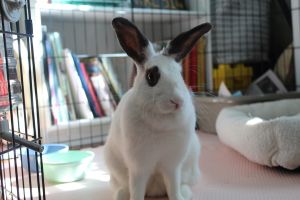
0,0,297,199
38,0,211,148
0,0,45,199
38,0,295,148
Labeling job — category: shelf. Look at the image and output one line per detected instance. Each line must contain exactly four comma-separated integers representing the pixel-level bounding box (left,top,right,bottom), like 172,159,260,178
78,53,128,59
39,3,207,22
45,117,111,148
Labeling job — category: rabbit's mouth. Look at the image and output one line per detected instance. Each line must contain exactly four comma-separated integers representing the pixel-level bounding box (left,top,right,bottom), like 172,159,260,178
157,98,183,114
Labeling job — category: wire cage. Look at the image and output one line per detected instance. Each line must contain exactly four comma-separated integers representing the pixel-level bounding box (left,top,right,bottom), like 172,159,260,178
0,0,46,199
0,0,298,199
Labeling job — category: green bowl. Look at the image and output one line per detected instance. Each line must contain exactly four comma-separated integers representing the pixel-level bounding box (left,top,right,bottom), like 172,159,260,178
43,150,95,183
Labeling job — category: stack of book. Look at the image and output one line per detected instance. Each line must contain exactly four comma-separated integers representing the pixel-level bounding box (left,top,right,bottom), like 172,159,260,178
42,31,121,125
182,37,207,93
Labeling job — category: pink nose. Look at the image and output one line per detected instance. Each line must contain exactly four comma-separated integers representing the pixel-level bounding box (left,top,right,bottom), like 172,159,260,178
170,99,181,109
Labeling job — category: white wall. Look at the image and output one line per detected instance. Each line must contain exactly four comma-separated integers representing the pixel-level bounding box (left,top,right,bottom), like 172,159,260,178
40,14,206,55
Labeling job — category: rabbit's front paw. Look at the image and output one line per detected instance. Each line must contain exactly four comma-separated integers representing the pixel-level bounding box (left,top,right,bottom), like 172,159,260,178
181,185,192,200
169,192,185,200
114,187,130,200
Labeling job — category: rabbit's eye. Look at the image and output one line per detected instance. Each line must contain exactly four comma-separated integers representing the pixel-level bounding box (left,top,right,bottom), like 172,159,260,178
145,66,160,87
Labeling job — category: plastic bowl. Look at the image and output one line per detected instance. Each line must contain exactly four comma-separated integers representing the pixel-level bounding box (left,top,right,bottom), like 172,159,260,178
21,143,69,173
43,150,95,183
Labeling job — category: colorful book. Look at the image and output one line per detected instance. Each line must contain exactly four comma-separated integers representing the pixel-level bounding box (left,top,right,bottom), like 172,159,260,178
98,57,121,104
63,49,94,119
43,31,69,124
71,53,104,118
81,57,116,116
48,32,76,121
80,62,106,117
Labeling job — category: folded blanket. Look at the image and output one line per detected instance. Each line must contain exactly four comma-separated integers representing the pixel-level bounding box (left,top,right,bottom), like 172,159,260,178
216,98,300,170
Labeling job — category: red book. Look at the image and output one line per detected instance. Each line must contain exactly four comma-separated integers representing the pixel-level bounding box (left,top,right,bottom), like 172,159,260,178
0,69,8,96
189,46,198,92
80,63,105,117
182,56,189,86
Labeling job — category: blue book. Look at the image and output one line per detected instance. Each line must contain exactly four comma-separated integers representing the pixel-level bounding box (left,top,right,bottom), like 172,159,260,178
71,53,100,117
43,32,69,124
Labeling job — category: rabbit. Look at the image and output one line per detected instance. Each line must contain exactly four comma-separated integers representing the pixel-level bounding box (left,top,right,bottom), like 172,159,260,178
104,17,211,200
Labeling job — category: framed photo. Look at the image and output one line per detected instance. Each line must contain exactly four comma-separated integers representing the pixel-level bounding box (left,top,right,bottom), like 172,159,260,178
246,70,287,95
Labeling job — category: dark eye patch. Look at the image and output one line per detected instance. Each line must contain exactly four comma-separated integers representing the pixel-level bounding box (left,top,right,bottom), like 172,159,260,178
145,66,160,87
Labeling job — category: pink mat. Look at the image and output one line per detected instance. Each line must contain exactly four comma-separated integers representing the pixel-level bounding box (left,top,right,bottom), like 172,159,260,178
194,132,300,200
18,132,300,199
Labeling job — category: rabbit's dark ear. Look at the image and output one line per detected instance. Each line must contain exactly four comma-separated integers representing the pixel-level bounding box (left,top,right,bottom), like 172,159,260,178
163,23,212,62
112,17,153,65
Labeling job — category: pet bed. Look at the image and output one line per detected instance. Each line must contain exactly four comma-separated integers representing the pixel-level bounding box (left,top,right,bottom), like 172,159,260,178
216,98,300,170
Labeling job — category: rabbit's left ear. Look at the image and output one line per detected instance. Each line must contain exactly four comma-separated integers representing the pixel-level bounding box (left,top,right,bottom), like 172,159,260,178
112,17,154,65
163,23,212,62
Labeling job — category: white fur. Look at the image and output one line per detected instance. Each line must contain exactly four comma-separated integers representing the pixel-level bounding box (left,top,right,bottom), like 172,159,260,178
104,43,200,200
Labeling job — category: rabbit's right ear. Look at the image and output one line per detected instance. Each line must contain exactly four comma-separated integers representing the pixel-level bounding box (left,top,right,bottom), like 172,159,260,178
112,17,154,65
163,23,212,62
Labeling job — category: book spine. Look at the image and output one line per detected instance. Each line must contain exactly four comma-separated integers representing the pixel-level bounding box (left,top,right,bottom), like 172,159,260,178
63,49,94,119
44,33,69,124
72,53,100,117
80,62,106,117
197,38,206,92
50,32,77,121
189,46,198,92
183,56,190,86
98,58,121,104
81,57,117,114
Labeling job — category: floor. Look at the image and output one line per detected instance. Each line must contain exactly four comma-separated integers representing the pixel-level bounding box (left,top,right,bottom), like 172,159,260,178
43,132,300,200
3,132,300,199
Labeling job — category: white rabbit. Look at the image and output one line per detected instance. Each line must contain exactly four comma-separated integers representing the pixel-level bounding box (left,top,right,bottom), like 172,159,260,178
104,17,211,200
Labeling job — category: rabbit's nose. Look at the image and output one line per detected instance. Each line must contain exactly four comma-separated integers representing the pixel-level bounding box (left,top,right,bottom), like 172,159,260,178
170,99,182,109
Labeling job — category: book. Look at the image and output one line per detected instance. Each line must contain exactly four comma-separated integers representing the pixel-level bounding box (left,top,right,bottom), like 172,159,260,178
99,57,122,104
72,53,105,118
80,57,116,116
63,49,94,119
181,37,207,93
13,36,44,133
129,63,137,88
182,54,190,86
48,32,76,121
80,62,106,117
196,37,207,92
133,0,187,10
42,31,69,124
189,46,198,92
0,65,8,96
